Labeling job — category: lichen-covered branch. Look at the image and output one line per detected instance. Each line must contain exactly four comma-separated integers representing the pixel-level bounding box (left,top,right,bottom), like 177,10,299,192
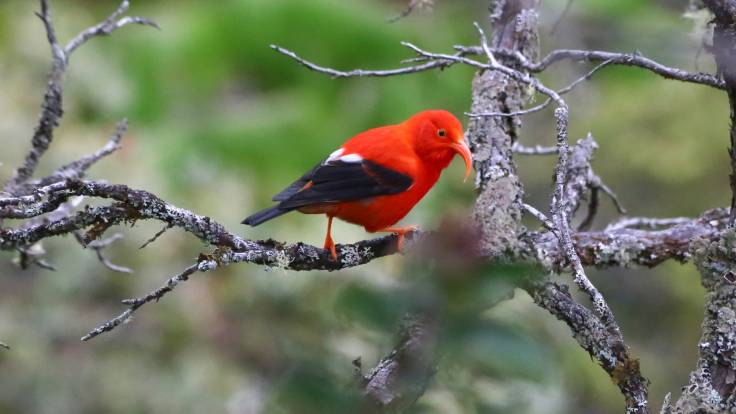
524,280,649,412
3,1,156,193
526,209,729,269
670,231,736,412
455,45,725,90
4,0,65,191
359,313,439,412
0,179,411,270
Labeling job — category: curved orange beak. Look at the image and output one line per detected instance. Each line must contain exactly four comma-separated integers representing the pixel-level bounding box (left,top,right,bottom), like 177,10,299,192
451,139,473,181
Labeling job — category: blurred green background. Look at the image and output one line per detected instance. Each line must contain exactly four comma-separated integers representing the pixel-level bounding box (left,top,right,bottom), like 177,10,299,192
0,0,728,413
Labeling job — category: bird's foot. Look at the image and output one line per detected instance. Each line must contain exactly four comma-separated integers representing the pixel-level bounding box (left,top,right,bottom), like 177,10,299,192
377,225,420,252
324,238,337,261
324,216,338,261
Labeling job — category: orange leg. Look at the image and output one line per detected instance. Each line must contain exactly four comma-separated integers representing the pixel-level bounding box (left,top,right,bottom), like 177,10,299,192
324,215,337,260
375,225,420,252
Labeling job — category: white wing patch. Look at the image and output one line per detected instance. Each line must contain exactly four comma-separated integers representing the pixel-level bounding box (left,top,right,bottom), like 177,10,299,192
325,148,344,164
339,153,363,163
325,148,363,164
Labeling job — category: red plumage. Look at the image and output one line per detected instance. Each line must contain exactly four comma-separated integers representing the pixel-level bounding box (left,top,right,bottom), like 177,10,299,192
243,109,472,259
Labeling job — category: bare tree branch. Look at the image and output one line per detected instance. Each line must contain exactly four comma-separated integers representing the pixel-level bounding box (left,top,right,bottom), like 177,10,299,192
605,216,693,232
524,280,649,412
531,50,725,89
0,181,70,207
76,232,132,274
30,120,128,190
456,45,725,89
454,22,635,379
523,203,557,232
64,0,159,56
0,179,414,271
138,223,171,249
466,58,614,118
270,44,463,78
4,0,66,191
360,313,439,411
527,209,729,269
512,142,558,155
15,244,57,271
3,1,156,193
81,263,199,341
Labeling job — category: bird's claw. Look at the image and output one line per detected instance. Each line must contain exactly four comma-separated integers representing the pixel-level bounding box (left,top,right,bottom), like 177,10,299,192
375,225,420,253
324,240,337,261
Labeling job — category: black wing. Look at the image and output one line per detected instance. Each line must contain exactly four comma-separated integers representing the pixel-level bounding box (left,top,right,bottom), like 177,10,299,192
278,159,412,208
242,159,413,226
272,163,321,202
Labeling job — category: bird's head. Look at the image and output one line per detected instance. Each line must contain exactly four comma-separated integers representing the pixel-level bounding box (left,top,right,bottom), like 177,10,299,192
406,110,473,180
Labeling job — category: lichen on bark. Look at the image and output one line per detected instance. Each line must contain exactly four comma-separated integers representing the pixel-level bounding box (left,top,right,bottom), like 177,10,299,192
468,4,538,257
672,231,736,412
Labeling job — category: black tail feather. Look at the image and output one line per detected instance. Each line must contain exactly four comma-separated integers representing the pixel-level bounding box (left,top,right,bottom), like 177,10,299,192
242,206,292,226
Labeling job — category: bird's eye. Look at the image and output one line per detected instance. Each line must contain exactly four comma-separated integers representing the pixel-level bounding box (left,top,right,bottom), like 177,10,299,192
437,129,447,138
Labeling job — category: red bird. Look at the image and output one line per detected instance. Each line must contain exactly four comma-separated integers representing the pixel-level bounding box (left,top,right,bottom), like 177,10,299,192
242,110,472,260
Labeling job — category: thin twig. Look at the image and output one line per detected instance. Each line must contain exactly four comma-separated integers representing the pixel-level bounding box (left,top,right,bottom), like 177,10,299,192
557,59,615,95
467,58,614,118
35,0,63,61
512,143,558,155
15,245,57,271
80,232,132,274
455,45,724,89
605,216,693,232
529,49,724,89
523,203,557,232
81,263,199,341
270,44,461,78
139,223,172,249
598,181,627,214
64,1,159,56
468,100,551,118
550,107,618,329
40,120,128,185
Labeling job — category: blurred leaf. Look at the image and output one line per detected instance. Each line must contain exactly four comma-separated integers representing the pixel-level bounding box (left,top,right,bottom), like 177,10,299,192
333,283,407,331
443,321,552,382
266,362,362,414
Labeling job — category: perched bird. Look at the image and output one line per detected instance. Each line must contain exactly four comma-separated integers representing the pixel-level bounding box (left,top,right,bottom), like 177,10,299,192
242,110,472,260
